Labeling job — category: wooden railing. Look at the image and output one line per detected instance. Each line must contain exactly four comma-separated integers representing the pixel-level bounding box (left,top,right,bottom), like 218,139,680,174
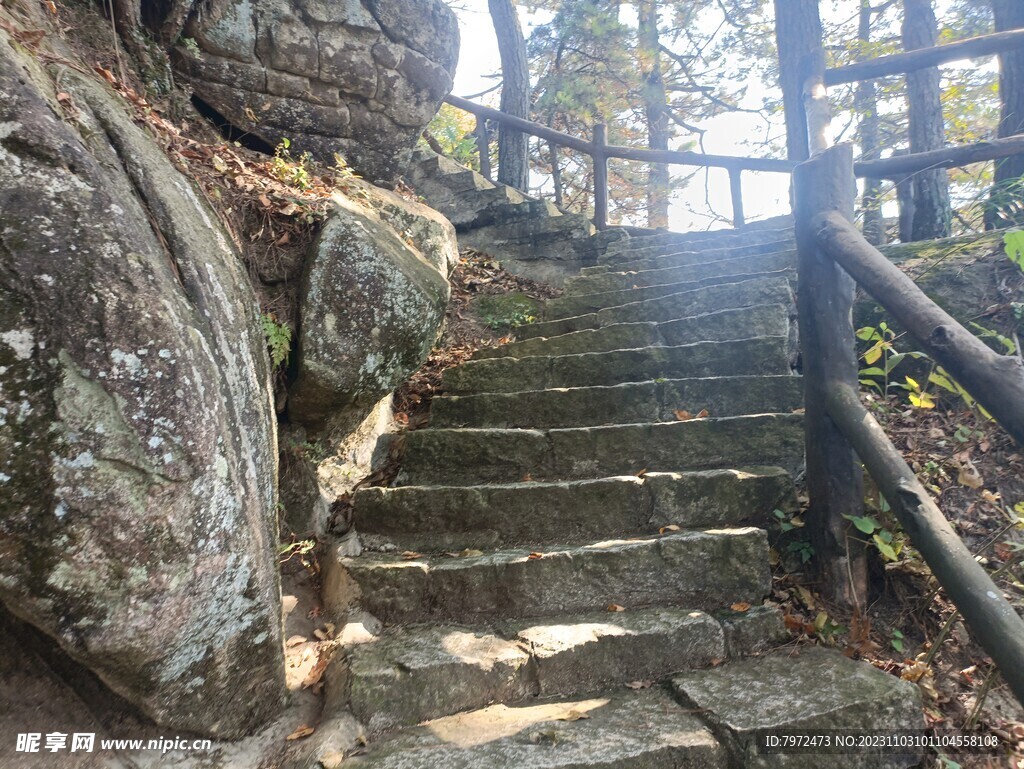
444,94,795,230
792,25,1024,704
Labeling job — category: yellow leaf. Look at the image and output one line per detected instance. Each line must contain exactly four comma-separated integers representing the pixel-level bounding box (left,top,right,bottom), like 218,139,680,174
864,344,882,365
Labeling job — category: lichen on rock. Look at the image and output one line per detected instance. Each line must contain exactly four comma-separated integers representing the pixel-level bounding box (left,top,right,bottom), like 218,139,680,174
0,22,285,737
288,186,454,431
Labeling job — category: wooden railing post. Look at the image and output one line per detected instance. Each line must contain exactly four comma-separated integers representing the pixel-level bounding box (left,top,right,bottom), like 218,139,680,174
592,123,609,230
793,142,867,610
475,116,492,182
728,169,745,227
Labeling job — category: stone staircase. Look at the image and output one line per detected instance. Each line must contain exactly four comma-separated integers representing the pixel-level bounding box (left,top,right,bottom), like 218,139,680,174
406,148,595,285
319,224,923,767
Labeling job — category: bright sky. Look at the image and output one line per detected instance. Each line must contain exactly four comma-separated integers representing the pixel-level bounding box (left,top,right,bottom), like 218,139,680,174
446,0,986,232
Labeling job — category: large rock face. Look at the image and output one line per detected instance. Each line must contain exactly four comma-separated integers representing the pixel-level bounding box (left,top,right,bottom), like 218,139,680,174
289,183,454,429
0,26,285,736
175,0,460,182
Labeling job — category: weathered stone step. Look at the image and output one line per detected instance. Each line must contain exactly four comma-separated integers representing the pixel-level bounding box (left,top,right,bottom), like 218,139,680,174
397,413,803,486
340,687,728,768
475,304,791,360
582,239,794,277
355,467,796,550
325,529,771,625
516,276,794,340
593,225,793,262
565,249,796,296
339,606,786,735
432,375,802,429
447,336,791,395
545,269,795,320
597,234,793,268
672,647,924,768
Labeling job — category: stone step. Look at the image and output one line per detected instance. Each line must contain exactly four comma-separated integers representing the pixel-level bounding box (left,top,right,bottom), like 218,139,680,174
545,269,795,321
671,647,924,768
431,375,802,429
355,467,796,551
582,238,794,276
397,412,803,486
516,277,794,340
338,606,787,735
340,687,729,768
598,234,794,268
324,529,772,625
564,249,796,296
474,304,791,360
592,225,793,262
447,336,792,395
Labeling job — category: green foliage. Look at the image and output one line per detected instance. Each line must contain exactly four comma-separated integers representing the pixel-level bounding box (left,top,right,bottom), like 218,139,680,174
1004,229,1024,273
272,138,313,190
890,629,905,653
772,508,814,565
856,322,923,395
261,314,292,369
475,293,539,329
843,512,904,562
422,104,481,170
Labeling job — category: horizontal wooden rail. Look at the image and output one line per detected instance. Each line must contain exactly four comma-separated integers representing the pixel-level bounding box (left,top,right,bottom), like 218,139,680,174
854,134,1024,179
814,209,1024,446
826,28,1024,86
445,95,795,173
826,381,1024,705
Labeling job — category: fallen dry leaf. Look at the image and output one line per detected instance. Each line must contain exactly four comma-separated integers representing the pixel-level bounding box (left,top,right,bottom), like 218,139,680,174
459,548,484,558
673,409,692,421
301,644,337,689
730,602,751,612
285,725,315,741
528,552,544,560
606,603,626,612
659,524,681,534
401,551,422,560
285,635,307,647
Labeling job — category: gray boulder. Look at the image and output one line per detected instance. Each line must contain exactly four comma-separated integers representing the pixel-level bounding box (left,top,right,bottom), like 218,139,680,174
174,0,460,182
288,183,454,429
0,28,284,737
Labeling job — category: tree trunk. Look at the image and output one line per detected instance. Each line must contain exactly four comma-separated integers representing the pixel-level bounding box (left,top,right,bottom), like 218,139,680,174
488,0,531,192
857,0,885,245
638,0,670,229
902,0,952,240
987,0,1024,228
774,0,825,162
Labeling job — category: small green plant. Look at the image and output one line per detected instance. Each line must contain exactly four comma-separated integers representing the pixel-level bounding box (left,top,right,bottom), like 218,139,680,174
844,513,903,562
289,439,329,464
890,628,905,653
813,611,846,641
272,138,313,190
772,508,814,565
475,294,539,330
278,538,317,571
856,323,923,395
261,314,292,369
